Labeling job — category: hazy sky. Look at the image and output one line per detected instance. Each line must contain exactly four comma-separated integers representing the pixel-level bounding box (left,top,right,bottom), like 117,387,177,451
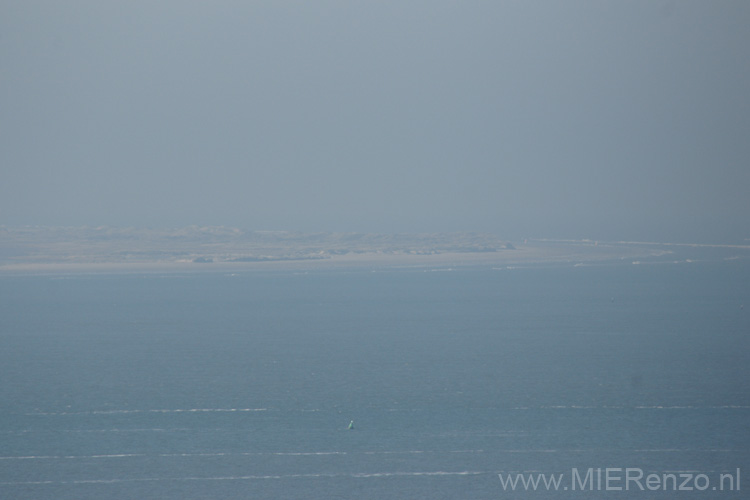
2,1,748,242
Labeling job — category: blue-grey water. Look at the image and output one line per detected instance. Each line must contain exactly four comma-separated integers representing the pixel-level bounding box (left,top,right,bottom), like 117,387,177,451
1,260,748,499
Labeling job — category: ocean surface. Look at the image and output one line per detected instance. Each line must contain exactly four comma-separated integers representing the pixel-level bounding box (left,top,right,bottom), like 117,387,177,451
1,258,749,499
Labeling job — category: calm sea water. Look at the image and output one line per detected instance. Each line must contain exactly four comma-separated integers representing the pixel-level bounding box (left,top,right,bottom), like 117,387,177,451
1,260,748,499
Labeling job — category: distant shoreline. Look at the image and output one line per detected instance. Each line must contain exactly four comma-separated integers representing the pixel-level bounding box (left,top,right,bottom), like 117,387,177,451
1,226,748,276
0,245,698,276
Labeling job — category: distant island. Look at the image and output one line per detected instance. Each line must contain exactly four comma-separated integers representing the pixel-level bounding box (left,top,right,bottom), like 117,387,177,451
0,226,746,274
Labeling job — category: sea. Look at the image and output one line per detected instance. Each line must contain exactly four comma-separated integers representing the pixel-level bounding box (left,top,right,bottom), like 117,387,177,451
1,256,748,499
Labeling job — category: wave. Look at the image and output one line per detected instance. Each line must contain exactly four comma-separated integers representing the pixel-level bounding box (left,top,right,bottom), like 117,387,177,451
25,408,269,416
1,470,491,486
24,405,749,417
0,449,486,461
0,454,145,460
4,447,741,462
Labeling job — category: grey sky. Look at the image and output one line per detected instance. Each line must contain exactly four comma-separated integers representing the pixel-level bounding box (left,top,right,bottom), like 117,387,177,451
2,1,748,242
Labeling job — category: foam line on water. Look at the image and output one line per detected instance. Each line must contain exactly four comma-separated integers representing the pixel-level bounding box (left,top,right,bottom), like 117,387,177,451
25,408,269,416
23,405,749,416
0,454,145,460
3,447,738,462
0,449,488,461
1,470,492,486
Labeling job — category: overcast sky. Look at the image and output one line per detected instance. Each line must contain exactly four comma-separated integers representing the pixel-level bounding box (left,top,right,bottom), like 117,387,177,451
2,1,748,242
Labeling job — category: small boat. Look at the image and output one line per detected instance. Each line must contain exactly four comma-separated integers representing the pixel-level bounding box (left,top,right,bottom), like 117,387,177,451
348,420,354,430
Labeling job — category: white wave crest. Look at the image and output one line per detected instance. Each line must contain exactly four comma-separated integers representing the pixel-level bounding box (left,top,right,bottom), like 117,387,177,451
1,470,492,486
26,408,269,416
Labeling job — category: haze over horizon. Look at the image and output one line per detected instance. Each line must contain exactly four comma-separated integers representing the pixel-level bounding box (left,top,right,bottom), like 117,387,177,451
2,1,749,244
